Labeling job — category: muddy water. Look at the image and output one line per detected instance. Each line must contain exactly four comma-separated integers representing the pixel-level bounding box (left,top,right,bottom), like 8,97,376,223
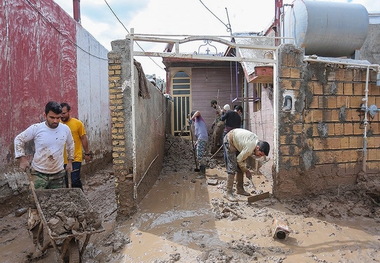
111,168,380,263
1,162,379,263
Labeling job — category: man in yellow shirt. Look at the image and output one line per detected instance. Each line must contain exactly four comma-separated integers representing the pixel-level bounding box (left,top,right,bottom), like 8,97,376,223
61,102,92,189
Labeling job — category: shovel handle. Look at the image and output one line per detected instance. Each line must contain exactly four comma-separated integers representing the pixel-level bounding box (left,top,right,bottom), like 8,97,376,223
68,174,72,188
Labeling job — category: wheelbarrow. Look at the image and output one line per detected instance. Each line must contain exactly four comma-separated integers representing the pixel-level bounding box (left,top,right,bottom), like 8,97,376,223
29,181,104,262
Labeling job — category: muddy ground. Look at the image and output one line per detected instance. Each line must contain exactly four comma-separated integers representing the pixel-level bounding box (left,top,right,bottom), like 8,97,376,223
1,135,379,263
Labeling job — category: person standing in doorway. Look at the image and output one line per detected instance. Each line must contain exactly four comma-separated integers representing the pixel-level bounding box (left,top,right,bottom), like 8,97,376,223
190,110,208,178
61,102,92,190
223,128,270,202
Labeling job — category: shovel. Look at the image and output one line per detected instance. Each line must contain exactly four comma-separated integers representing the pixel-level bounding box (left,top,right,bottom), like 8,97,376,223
189,124,200,172
248,177,256,189
247,192,270,203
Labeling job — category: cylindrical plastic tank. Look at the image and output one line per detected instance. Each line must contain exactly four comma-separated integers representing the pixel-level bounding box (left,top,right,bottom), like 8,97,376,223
289,0,369,57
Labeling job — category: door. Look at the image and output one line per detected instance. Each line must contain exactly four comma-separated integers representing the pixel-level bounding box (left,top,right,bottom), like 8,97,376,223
172,71,191,137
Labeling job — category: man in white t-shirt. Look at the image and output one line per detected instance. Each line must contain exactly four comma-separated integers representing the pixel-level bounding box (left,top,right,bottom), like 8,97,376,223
15,101,74,188
14,101,74,255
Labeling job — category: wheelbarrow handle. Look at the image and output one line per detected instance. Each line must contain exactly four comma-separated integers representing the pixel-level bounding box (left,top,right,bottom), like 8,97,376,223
67,170,72,188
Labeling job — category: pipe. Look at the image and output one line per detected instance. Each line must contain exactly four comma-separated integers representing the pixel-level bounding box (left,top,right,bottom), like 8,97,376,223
134,154,159,199
130,28,137,193
362,66,370,174
274,48,279,173
274,0,283,46
243,78,248,129
304,57,380,176
73,0,81,23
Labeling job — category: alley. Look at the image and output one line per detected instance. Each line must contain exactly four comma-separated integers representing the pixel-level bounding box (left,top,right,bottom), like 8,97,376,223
1,135,379,262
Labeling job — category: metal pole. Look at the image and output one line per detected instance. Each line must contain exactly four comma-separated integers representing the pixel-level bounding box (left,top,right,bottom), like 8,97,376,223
130,28,137,199
362,66,370,174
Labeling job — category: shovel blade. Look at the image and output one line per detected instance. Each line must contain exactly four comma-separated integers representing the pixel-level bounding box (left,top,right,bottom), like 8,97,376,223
247,192,270,203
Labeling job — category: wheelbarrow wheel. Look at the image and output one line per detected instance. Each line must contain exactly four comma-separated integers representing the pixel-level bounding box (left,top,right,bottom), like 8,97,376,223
63,239,80,263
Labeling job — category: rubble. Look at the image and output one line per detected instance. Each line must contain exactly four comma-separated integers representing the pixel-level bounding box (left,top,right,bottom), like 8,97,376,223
36,189,103,236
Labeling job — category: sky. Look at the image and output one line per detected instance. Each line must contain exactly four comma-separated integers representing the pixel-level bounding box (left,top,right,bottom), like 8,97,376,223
54,0,379,79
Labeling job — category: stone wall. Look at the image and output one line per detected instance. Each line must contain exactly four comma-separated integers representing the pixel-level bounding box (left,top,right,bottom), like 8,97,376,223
274,44,380,198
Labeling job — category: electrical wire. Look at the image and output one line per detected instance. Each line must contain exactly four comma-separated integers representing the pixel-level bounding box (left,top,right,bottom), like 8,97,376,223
23,0,107,61
103,0,165,71
198,0,232,33
103,0,130,34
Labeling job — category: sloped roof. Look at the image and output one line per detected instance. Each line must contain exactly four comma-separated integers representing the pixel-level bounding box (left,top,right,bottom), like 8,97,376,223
232,32,275,82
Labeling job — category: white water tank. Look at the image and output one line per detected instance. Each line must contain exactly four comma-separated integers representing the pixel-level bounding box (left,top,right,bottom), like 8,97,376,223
284,0,369,57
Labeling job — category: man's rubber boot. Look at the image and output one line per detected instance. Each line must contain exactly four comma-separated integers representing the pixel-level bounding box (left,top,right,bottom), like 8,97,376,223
196,165,206,179
200,165,206,175
224,174,237,202
236,171,250,196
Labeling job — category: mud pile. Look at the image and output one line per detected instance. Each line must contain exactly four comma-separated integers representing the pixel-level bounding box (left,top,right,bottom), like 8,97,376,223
36,188,103,237
163,134,225,172
163,134,197,172
282,186,380,220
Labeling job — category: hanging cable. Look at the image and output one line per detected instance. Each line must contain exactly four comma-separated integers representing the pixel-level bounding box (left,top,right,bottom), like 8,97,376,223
235,61,239,100
103,0,129,34
198,0,232,33
23,0,107,60
225,7,233,34
103,0,164,71
229,61,233,102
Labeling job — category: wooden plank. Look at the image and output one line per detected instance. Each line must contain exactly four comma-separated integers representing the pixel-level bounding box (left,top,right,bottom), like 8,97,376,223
247,192,270,203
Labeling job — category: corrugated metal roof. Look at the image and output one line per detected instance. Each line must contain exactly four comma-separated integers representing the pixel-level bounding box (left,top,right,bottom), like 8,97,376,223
232,32,275,81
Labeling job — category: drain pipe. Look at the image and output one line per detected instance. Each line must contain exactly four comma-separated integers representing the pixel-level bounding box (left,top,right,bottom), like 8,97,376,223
130,28,137,198
362,66,370,174
73,0,81,23
243,78,248,129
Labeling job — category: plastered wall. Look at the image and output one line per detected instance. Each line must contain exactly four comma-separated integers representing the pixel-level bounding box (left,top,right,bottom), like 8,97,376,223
0,0,111,215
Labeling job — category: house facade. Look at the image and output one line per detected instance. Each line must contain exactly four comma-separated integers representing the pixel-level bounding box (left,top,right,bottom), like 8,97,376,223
161,0,380,199
163,58,244,137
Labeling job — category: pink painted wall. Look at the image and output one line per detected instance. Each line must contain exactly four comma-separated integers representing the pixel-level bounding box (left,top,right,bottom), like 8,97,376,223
0,0,77,167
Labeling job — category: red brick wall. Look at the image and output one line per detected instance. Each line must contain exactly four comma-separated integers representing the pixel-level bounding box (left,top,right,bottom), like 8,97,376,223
274,44,380,198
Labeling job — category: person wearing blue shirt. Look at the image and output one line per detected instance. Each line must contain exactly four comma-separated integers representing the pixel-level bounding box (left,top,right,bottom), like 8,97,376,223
190,110,208,178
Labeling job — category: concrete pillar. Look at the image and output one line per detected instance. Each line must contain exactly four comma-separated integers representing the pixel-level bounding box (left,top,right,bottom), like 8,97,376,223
108,40,136,220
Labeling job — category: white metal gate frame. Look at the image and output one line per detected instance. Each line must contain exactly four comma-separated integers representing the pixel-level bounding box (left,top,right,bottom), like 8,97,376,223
126,28,282,191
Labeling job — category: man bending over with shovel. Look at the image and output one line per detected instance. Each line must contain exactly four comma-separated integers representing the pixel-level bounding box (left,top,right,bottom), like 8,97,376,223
189,110,208,178
223,128,270,202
